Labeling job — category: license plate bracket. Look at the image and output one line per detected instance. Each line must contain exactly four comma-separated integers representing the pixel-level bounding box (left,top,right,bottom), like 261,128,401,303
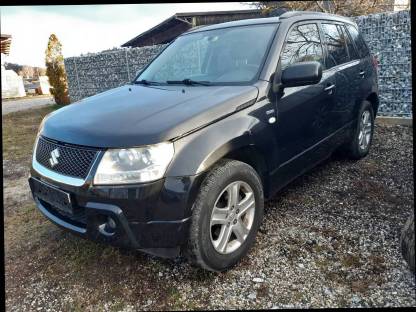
30,178,73,215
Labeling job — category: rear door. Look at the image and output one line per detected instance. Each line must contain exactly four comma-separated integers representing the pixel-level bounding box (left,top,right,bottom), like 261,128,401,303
320,22,361,130
344,24,376,113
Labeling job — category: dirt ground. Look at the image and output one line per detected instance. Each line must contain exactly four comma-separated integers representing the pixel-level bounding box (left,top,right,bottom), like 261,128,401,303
3,106,415,311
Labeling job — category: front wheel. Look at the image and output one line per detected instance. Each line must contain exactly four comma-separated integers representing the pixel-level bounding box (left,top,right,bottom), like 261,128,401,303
186,159,264,272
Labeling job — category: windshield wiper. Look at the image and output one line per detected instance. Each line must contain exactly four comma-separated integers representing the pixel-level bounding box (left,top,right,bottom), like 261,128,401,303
166,79,212,86
133,79,159,85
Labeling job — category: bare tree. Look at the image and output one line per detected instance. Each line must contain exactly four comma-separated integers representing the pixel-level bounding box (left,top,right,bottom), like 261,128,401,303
33,67,47,79
18,65,35,78
250,0,401,17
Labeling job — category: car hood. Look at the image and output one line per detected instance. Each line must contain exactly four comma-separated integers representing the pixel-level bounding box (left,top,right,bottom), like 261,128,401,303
40,84,259,148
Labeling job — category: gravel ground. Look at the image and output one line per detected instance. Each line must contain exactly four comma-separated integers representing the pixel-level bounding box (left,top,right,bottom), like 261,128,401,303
2,96,55,115
3,111,415,310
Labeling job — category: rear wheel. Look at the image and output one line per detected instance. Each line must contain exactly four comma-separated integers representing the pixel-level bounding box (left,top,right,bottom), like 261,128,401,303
341,100,375,159
186,159,264,271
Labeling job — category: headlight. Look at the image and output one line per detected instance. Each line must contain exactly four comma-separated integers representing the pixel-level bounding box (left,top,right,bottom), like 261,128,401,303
93,142,174,185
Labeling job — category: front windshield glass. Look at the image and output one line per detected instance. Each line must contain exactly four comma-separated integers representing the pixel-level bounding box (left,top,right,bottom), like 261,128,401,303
136,23,278,85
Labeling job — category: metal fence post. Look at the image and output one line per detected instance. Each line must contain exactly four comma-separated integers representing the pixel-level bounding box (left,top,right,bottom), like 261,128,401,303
125,49,131,81
73,58,81,100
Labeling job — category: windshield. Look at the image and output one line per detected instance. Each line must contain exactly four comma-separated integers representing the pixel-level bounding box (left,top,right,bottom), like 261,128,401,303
136,23,278,85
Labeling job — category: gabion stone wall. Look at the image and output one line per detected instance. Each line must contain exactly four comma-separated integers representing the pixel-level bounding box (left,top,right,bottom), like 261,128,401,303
64,44,166,102
64,10,411,117
354,10,411,117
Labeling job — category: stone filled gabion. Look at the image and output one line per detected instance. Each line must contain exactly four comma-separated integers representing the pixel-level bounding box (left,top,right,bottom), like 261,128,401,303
64,44,167,102
64,10,411,117
353,10,411,117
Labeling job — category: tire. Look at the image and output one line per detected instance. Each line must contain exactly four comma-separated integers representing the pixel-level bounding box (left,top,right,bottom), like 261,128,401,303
186,159,264,272
342,100,375,159
400,214,415,273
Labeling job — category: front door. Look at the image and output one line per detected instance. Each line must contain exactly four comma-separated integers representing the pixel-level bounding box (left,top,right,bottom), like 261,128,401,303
273,22,336,171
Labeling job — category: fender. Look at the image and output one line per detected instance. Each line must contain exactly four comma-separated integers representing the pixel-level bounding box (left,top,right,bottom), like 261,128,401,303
166,99,278,178
353,88,379,120
353,60,379,118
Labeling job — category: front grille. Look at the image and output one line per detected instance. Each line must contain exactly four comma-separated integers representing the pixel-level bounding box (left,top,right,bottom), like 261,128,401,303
35,136,99,179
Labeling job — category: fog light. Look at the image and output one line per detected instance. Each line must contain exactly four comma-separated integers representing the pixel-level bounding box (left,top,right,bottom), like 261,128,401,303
98,216,117,236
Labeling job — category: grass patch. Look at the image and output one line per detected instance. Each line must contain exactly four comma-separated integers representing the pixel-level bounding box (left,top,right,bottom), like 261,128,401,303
166,286,183,310
2,105,61,164
315,258,331,271
341,254,361,268
4,201,51,256
62,301,86,312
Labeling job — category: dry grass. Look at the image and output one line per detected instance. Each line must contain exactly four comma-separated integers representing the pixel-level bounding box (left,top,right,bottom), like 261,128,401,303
2,105,59,165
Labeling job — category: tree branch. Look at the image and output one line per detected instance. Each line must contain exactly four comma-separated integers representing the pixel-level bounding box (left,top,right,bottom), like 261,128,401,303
315,1,327,12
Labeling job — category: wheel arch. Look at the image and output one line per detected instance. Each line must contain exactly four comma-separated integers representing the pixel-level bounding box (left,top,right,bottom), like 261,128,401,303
366,92,379,116
169,138,270,199
222,145,270,198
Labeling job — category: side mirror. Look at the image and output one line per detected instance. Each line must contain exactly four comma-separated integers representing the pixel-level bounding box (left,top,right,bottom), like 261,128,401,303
281,61,322,88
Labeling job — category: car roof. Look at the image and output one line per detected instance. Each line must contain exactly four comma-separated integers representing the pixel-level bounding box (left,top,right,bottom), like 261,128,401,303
185,10,357,35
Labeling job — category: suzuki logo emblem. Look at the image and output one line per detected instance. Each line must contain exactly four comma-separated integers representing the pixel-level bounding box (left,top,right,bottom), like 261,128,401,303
49,148,60,167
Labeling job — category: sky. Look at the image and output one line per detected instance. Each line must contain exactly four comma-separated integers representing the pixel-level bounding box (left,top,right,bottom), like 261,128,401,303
1,3,254,67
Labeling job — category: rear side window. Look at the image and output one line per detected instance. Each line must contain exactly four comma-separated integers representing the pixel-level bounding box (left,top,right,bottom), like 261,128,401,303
340,24,359,60
345,24,370,58
280,23,325,70
321,23,349,68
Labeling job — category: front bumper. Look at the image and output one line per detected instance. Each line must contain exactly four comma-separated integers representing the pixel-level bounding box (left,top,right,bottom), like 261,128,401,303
28,169,205,258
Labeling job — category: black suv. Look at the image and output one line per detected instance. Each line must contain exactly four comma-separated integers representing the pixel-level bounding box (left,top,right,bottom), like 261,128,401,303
29,11,379,271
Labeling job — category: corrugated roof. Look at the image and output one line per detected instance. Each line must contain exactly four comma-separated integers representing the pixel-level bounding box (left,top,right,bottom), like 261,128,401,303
121,9,262,48
175,9,260,17
1,34,12,56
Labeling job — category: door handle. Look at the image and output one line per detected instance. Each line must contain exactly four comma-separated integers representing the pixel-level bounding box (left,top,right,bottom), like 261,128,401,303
324,84,336,93
359,70,365,78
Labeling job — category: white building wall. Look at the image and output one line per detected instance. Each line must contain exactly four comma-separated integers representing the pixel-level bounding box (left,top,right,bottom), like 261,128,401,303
1,53,26,98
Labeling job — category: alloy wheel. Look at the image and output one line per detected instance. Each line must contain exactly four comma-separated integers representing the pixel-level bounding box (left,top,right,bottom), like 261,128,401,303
358,110,372,150
209,181,256,254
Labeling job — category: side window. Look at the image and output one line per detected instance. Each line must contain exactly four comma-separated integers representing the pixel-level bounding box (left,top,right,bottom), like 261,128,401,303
345,24,370,58
339,25,359,60
321,23,349,68
280,23,325,70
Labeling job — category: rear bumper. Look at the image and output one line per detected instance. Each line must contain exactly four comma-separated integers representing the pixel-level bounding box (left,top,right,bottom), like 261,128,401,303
29,170,205,258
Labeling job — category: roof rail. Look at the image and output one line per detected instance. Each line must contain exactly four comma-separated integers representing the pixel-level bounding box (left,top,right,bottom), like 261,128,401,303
279,10,324,18
279,10,354,23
